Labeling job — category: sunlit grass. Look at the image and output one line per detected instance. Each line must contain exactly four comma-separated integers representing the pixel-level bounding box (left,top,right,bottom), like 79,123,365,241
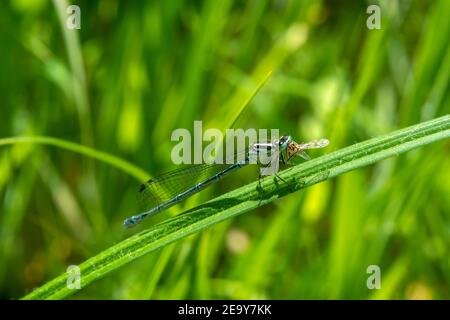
22,115,450,299
0,0,448,300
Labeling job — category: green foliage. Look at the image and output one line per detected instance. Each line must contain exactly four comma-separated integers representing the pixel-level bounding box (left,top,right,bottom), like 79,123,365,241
22,115,450,300
0,0,448,299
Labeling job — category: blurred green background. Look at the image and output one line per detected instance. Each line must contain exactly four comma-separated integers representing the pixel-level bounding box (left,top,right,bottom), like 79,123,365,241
0,0,449,299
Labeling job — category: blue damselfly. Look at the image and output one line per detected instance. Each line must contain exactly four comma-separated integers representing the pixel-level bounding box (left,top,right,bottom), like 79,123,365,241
124,135,329,227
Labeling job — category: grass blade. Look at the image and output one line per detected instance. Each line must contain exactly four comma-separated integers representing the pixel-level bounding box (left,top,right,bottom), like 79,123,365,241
0,136,149,182
22,115,449,299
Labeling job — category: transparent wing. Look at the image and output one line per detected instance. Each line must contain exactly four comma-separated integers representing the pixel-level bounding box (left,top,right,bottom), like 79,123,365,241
136,163,229,211
298,138,329,149
136,148,253,211
289,138,329,161
136,139,284,210
296,150,311,160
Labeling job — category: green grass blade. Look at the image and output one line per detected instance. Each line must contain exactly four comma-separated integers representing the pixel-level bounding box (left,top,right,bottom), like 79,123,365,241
52,0,94,145
0,136,149,182
22,115,449,300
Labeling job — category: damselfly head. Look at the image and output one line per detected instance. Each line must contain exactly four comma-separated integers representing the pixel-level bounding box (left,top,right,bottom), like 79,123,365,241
278,135,292,150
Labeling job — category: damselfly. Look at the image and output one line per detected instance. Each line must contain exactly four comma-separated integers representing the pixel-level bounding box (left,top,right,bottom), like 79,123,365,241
124,135,329,227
